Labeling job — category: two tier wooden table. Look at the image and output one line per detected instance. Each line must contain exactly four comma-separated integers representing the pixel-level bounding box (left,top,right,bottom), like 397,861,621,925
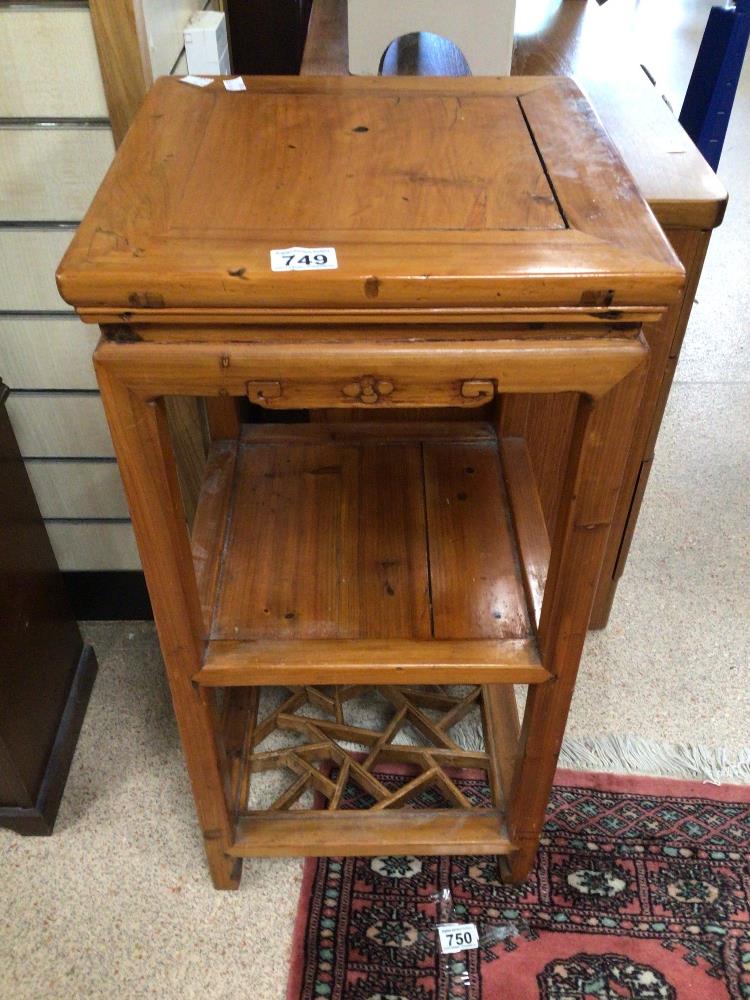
57,76,684,889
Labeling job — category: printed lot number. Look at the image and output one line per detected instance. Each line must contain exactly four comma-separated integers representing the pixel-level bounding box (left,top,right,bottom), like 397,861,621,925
270,247,338,272
438,923,479,955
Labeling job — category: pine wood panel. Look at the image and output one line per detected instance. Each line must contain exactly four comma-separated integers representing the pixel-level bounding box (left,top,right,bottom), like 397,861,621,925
191,440,237,625
91,337,650,401
0,317,98,390
212,439,431,640
589,227,712,626
0,228,75,312
0,9,108,119
46,521,140,571
25,460,128,519
499,437,550,632
0,128,114,223
5,393,114,458
239,422,496,445
423,439,530,639
175,91,562,233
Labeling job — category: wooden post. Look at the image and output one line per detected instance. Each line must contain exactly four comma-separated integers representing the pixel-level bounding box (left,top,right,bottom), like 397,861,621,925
504,357,648,881
96,356,240,889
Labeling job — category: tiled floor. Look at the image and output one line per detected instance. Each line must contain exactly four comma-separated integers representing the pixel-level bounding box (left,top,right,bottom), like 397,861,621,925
2,4,748,997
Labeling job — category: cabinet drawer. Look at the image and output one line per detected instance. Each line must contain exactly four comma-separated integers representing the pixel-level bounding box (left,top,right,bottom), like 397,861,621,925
0,228,75,312
46,521,140,571
0,8,107,119
0,127,114,222
26,460,128,519
246,375,497,409
6,392,114,458
0,316,98,389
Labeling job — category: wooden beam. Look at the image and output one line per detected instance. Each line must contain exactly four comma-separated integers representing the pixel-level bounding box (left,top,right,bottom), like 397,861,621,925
231,809,513,856
196,637,547,686
89,0,152,147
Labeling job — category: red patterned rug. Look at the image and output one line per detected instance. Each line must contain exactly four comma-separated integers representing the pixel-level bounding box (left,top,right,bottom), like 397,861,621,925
286,767,750,1000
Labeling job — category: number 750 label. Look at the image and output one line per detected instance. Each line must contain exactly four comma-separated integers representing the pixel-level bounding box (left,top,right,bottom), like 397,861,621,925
437,922,479,954
270,247,338,272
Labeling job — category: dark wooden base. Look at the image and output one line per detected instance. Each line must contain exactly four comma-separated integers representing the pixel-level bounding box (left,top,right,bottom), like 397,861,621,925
64,571,152,620
0,645,98,836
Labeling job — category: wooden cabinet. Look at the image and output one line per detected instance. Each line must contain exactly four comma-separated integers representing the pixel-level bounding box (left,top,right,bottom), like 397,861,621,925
0,380,97,834
58,76,682,888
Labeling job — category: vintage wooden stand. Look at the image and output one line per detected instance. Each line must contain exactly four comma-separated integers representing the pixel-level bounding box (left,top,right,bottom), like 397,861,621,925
58,76,683,889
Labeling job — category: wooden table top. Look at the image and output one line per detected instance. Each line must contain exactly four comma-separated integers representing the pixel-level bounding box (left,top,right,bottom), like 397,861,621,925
57,75,682,324
302,0,727,230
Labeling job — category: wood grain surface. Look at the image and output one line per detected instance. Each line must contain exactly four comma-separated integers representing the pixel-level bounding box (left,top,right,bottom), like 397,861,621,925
57,76,684,317
301,0,727,229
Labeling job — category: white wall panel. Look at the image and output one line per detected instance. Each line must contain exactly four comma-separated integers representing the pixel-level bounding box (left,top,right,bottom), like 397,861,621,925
26,460,128,519
0,316,99,389
0,228,75,312
0,127,114,222
0,9,108,118
6,392,114,458
46,521,141,571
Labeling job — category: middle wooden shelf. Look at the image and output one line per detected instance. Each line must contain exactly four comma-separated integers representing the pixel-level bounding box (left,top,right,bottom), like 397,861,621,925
191,420,550,686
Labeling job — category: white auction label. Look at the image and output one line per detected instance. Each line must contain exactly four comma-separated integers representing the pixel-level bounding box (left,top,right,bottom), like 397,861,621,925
179,75,213,88
437,923,479,955
270,247,338,272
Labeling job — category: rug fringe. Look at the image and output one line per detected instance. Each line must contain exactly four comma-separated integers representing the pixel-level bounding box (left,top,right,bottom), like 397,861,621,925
458,716,750,785
558,733,750,786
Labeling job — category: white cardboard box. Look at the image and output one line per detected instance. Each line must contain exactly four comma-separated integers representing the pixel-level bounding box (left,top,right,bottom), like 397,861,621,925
184,10,229,76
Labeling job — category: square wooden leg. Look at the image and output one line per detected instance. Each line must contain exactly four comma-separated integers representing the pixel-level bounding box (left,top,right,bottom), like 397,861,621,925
97,365,240,889
504,364,647,881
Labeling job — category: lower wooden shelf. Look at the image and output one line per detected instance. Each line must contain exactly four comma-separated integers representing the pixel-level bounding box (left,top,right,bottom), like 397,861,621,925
191,421,549,686
189,421,543,856
220,683,519,857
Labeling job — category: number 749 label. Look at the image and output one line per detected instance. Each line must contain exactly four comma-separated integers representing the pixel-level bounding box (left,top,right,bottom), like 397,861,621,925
437,922,479,954
270,246,338,272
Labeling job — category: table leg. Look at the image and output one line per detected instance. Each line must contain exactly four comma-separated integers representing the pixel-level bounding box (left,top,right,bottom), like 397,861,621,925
504,361,647,881
97,362,241,890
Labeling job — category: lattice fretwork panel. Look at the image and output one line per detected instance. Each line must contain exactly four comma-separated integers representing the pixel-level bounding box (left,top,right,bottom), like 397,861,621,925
221,685,499,815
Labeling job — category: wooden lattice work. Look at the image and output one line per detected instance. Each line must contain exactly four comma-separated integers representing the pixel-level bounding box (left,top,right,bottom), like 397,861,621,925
221,685,503,817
